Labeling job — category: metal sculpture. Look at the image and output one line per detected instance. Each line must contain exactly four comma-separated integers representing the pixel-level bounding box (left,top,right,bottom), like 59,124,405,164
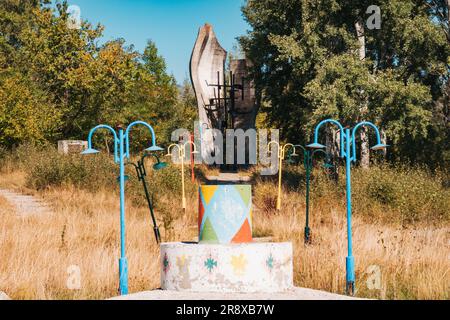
307,119,388,295
81,121,163,295
190,24,257,166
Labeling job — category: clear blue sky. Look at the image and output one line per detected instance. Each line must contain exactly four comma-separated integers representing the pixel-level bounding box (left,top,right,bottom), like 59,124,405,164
63,0,250,84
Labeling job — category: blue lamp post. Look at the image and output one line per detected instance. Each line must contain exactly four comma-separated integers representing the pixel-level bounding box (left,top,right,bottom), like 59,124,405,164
307,119,387,295
81,121,163,295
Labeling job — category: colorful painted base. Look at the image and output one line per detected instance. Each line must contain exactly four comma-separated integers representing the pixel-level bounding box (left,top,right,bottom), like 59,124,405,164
198,185,252,244
160,242,293,293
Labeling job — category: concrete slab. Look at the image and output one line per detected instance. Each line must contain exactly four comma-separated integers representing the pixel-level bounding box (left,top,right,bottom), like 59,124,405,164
161,242,293,293
205,173,252,184
0,291,11,300
110,287,360,300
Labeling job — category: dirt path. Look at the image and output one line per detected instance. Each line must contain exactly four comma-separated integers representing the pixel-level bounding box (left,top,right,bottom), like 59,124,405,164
0,189,51,217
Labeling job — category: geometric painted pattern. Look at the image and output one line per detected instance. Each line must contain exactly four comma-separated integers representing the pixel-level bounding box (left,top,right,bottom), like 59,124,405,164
198,185,253,244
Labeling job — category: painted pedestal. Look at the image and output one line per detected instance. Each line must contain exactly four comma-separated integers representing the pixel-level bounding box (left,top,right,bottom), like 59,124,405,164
199,185,252,244
161,242,293,293
160,184,293,293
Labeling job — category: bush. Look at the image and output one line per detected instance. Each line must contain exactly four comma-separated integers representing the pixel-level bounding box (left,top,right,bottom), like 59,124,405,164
0,143,192,203
23,146,116,191
276,162,449,224
352,165,450,224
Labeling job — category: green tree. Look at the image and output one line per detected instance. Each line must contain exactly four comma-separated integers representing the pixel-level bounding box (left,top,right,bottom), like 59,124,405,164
240,0,449,166
0,1,186,150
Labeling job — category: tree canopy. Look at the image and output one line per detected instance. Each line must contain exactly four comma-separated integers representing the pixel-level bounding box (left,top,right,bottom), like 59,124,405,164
240,0,449,166
0,0,194,150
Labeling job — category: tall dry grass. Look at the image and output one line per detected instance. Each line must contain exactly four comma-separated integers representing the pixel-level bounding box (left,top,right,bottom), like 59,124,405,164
0,145,448,299
252,181,449,299
0,181,198,299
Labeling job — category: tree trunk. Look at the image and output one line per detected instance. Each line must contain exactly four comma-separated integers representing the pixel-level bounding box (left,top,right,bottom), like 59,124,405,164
355,19,370,169
446,0,450,41
326,127,340,182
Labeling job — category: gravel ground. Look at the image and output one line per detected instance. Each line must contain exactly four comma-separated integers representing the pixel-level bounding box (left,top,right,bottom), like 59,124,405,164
110,287,362,300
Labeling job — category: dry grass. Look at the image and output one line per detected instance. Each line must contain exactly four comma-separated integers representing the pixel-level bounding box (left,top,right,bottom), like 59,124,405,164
252,181,450,299
0,167,449,300
0,176,197,300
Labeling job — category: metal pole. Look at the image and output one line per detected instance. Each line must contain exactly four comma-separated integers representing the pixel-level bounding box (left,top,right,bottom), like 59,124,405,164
276,152,283,211
137,160,161,244
190,134,195,183
118,127,128,295
304,151,311,244
181,148,186,210
344,128,355,295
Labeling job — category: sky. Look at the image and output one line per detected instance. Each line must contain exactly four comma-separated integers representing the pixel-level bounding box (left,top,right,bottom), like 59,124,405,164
63,0,250,84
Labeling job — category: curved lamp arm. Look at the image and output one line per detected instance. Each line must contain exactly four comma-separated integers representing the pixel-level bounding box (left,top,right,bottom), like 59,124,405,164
351,121,386,163
125,121,162,159
281,143,297,160
311,148,328,167
182,140,199,158
166,143,182,159
312,148,327,159
311,119,345,158
294,144,307,155
84,124,119,163
267,141,281,158
293,144,309,167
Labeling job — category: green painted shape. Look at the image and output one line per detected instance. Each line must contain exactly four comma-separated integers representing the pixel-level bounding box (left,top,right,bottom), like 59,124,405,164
201,217,219,243
235,185,251,207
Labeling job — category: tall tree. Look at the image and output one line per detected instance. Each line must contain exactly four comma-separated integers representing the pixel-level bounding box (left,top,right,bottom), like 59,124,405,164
240,0,449,166
0,1,183,148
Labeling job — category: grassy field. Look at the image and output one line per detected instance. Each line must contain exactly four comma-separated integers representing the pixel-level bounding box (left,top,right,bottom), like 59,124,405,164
0,146,448,300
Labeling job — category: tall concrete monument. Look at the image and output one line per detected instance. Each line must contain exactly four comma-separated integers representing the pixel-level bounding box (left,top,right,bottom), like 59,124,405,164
190,24,257,162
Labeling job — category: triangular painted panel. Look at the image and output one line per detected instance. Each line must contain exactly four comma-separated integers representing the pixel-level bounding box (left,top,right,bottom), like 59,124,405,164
231,219,252,243
198,193,205,232
201,185,218,205
235,185,251,207
200,217,219,242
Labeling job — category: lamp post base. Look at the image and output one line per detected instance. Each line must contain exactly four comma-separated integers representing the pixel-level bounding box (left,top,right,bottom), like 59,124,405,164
119,257,129,295
304,226,311,245
346,281,355,296
345,256,355,296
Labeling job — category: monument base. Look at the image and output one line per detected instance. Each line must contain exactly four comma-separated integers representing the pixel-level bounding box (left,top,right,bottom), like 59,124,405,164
160,242,293,293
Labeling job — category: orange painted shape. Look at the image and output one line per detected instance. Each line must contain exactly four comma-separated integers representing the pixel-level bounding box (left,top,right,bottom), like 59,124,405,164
231,219,252,243
198,194,205,232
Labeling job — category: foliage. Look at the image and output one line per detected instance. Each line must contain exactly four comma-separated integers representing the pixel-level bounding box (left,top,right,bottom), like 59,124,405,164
0,0,191,149
282,162,450,224
240,0,450,167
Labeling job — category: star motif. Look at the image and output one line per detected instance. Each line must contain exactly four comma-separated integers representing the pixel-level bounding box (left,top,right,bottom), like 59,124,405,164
266,254,274,270
176,255,189,270
231,254,247,276
162,253,170,274
204,257,218,272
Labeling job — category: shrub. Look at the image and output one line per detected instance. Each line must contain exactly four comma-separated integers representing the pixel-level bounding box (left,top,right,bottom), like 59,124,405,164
351,165,449,224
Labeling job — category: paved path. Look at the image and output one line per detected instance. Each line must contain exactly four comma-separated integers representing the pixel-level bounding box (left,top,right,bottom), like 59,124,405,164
0,292,10,300
0,189,51,217
111,287,361,300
